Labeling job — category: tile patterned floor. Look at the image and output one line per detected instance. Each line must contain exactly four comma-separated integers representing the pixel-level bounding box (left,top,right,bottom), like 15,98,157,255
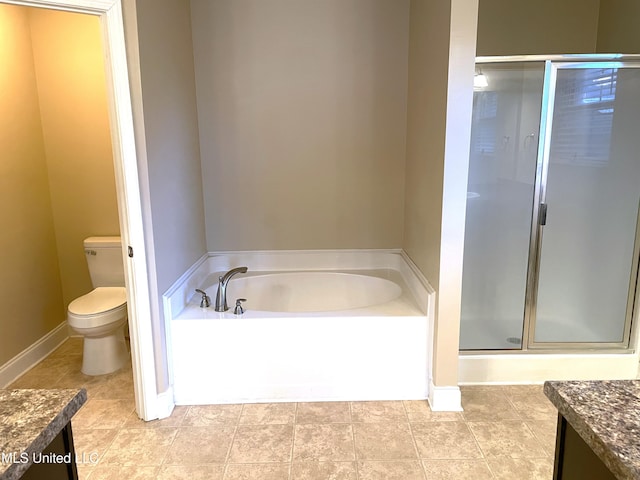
9,338,558,479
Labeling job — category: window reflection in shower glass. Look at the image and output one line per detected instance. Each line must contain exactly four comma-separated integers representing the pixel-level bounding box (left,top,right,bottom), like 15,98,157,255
549,68,616,166
460,63,545,350
534,67,640,344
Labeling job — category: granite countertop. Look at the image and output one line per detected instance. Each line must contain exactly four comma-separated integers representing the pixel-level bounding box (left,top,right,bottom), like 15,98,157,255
0,388,87,480
544,380,640,480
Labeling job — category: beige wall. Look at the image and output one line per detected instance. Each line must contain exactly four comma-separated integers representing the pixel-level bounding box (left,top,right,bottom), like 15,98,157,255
0,5,119,367
476,0,600,55
404,0,478,389
191,0,410,251
404,0,449,288
597,0,640,53
0,5,64,365
133,0,207,291
28,8,120,308
126,0,207,393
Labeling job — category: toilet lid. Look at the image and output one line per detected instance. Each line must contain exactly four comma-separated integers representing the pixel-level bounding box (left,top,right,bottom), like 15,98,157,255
68,287,127,315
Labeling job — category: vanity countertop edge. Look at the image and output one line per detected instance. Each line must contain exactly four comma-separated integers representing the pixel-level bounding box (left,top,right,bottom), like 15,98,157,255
0,388,87,480
544,380,640,480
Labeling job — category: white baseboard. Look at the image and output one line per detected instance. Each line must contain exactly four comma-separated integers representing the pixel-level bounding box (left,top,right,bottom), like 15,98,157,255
459,352,640,384
428,382,463,412
0,322,69,388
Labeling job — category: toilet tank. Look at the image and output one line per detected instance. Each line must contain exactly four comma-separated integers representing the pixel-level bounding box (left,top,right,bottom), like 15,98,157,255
84,236,125,287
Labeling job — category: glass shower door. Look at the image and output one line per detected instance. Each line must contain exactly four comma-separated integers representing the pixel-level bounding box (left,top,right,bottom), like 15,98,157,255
460,63,545,350
532,64,640,345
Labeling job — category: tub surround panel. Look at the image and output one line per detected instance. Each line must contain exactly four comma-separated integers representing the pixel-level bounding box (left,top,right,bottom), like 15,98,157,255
162,252,209,330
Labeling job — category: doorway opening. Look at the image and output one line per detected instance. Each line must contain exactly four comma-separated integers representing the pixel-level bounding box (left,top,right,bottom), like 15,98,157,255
1,0,157,420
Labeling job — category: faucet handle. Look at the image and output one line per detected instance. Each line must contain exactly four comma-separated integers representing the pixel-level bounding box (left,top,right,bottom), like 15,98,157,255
195,289,211,308
234,298,246,315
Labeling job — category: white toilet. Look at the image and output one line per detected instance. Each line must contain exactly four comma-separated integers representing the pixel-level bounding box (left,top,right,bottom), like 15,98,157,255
67,236,129,375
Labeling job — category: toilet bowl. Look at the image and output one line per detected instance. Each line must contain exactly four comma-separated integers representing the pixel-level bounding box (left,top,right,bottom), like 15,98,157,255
67,236,129,376
68,286,128,375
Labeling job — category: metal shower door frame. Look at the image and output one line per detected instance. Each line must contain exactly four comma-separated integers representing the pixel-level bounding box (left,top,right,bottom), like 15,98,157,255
520,58,640,351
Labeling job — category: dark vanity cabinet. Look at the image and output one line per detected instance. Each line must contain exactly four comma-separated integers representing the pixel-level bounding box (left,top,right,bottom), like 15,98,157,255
20,423,79,480
553,414,617,480
545,380,640,480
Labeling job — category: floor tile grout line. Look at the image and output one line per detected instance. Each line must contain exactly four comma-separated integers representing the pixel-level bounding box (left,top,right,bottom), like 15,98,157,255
406,421,429,480
349,402,360,480
156,415,182,469
223,424,239,466
287,403,298,480
460,412,498,479
80,423,122,470
520,420,552,458
463,418,490,462
524,420,557,458
504,392,527,422
236,403,244,427
401,399,428,479
483,459,499,480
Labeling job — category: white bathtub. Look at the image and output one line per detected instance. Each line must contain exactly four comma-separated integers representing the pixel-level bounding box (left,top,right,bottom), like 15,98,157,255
220,271,403,313
165,250,433,405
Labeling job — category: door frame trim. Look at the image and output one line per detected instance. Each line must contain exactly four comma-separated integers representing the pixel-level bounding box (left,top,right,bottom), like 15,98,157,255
2,0,158,420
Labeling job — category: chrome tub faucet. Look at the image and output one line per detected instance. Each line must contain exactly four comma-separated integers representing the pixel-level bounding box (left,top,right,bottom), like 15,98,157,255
215,267,248,311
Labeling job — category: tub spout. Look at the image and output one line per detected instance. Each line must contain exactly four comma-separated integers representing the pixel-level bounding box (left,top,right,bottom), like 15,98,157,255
215,266,248,312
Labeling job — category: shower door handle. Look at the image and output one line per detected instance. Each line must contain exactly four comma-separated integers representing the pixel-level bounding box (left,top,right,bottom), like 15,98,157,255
539,203,548,225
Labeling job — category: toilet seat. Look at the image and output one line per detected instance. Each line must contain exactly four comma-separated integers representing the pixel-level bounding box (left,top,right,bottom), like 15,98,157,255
68,287,127,328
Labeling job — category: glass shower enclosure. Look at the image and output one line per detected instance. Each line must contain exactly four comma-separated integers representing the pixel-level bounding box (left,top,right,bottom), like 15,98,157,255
460,55,640,351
